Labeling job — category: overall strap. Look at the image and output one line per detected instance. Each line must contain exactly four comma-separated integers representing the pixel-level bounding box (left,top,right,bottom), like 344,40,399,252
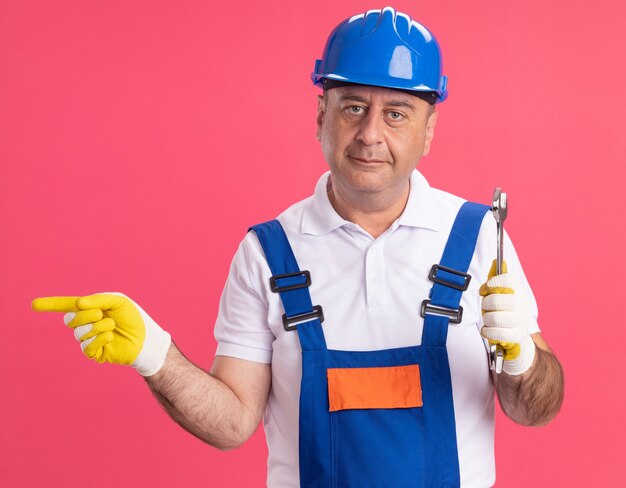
249,220,327,351
421,202,490,347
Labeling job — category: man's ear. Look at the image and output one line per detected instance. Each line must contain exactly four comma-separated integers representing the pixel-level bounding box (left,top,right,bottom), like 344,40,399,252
422,109,438,157
316,94,325,142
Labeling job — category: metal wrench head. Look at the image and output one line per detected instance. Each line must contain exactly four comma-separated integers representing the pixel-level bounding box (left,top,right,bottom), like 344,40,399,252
491,188,508,223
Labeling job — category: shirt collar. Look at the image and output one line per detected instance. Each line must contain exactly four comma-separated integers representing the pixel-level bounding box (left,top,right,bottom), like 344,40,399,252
301,170,442,236
396,169,442,232
301,172,347,235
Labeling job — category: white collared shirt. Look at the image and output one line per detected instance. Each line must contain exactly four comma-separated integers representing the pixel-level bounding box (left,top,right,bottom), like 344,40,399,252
214,170,539,488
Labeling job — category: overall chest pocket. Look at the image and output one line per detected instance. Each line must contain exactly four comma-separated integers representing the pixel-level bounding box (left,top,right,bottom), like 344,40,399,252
327,365,427,488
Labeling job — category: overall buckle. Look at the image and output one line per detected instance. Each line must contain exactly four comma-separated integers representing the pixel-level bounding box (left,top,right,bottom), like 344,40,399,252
270,270,323,331
428,264,471,291
420,299,463,324
282,305,325,331
270,270,311,292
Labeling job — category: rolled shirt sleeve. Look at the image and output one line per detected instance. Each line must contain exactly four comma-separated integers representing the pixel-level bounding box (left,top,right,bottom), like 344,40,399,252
214,232,275,364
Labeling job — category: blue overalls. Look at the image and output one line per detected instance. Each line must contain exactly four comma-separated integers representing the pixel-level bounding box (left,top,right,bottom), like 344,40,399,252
250,202,489,488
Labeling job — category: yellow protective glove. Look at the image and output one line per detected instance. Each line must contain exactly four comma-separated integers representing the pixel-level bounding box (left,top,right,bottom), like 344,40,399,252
32,293,171,376
479,260,536,376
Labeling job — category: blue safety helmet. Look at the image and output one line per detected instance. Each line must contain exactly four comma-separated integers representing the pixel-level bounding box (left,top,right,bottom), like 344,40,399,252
312,7,448,103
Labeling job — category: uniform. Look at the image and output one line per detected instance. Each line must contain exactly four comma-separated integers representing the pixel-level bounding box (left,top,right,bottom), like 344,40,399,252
215,170,540,487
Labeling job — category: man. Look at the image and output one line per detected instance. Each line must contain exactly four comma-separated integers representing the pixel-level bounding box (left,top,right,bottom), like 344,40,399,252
32,7,564,487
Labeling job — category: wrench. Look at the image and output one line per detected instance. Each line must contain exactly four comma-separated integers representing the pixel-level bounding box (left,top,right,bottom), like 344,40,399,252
489,188,507,374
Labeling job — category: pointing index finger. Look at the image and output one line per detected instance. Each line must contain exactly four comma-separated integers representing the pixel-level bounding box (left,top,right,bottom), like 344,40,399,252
31,296,80,313
76,293,128,311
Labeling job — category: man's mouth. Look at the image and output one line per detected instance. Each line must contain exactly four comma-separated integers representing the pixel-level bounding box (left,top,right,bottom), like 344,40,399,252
349,156,387,164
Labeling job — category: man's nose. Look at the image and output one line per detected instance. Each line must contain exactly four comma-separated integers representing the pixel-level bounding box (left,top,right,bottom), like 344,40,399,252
356,112,385,145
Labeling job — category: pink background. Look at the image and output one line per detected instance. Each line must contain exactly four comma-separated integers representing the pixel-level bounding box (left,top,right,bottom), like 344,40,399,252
2,0,625,486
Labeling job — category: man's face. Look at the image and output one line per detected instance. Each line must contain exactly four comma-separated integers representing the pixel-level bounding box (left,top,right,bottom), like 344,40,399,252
316,85,438,198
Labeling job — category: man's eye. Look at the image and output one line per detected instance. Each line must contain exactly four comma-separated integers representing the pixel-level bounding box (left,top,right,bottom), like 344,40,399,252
387,111,404,120
348,106,364,114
